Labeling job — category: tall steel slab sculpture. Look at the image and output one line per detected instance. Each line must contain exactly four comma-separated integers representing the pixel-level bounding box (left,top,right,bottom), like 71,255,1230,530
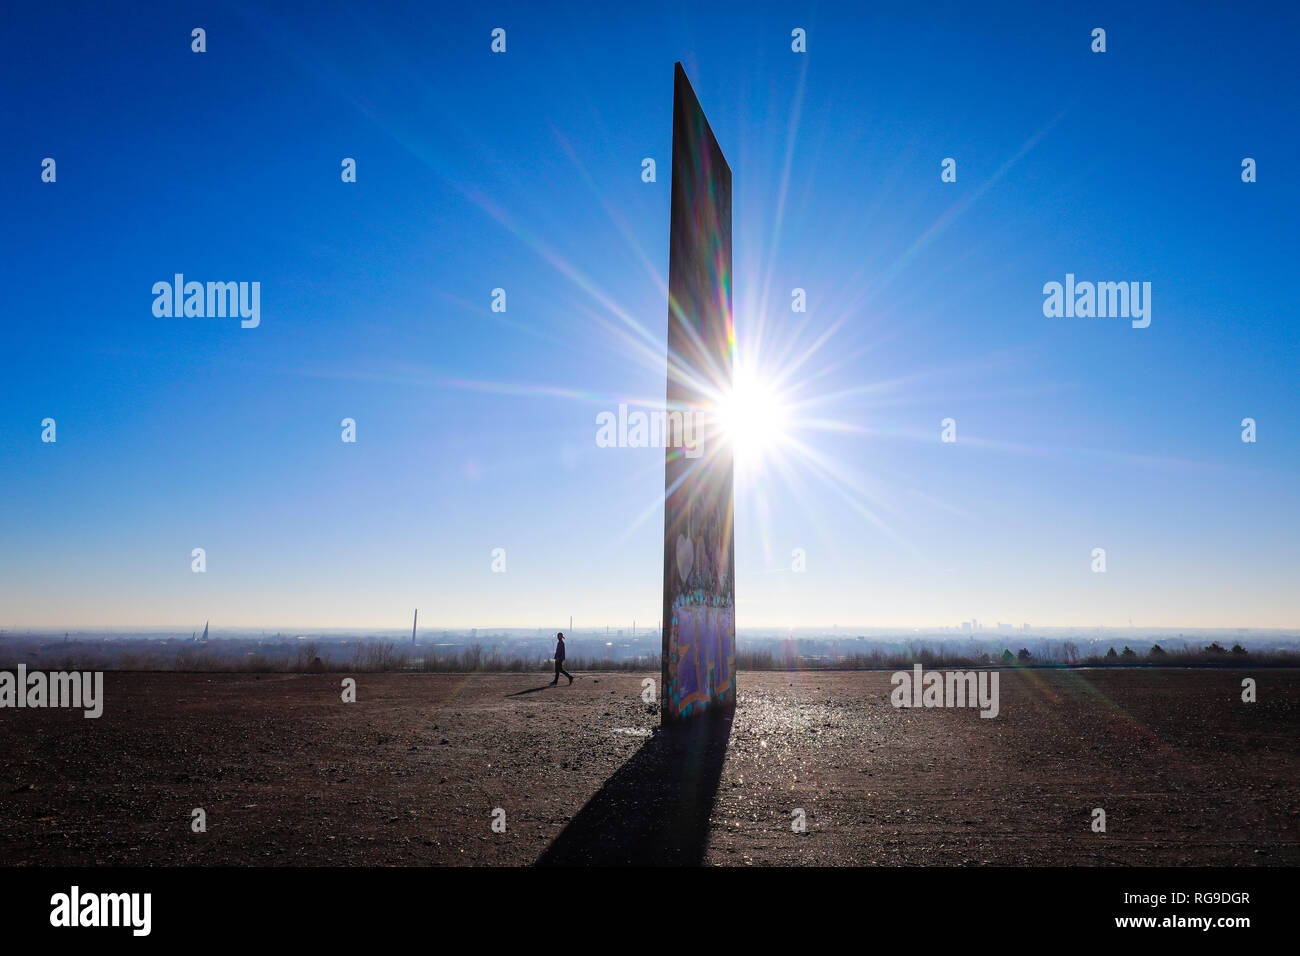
661,63,735,720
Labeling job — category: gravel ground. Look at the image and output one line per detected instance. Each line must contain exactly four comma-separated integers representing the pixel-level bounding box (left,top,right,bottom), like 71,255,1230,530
0,668,1295,866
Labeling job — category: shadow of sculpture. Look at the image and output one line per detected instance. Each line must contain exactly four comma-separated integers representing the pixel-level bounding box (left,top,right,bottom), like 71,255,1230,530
536,706,733,866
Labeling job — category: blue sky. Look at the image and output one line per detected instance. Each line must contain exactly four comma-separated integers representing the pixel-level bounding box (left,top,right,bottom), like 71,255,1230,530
1,1,1296,629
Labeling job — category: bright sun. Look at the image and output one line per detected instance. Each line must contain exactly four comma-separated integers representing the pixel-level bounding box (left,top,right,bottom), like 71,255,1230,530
717,367,791,468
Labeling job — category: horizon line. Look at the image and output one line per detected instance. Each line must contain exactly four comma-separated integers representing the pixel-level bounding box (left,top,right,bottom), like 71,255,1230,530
4,623,1296,634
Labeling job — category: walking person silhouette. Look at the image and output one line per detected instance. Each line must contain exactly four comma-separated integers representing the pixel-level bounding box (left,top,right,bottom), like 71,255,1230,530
550,631,573,685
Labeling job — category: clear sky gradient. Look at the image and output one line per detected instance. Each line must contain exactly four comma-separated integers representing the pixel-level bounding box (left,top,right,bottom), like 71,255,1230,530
2,2,1297,629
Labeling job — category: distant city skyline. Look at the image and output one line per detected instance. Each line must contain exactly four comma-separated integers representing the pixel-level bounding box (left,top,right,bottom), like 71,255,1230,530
3,620,1294,637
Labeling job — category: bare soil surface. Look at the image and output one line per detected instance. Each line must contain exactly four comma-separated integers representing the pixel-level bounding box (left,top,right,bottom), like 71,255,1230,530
0,668,1295,866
